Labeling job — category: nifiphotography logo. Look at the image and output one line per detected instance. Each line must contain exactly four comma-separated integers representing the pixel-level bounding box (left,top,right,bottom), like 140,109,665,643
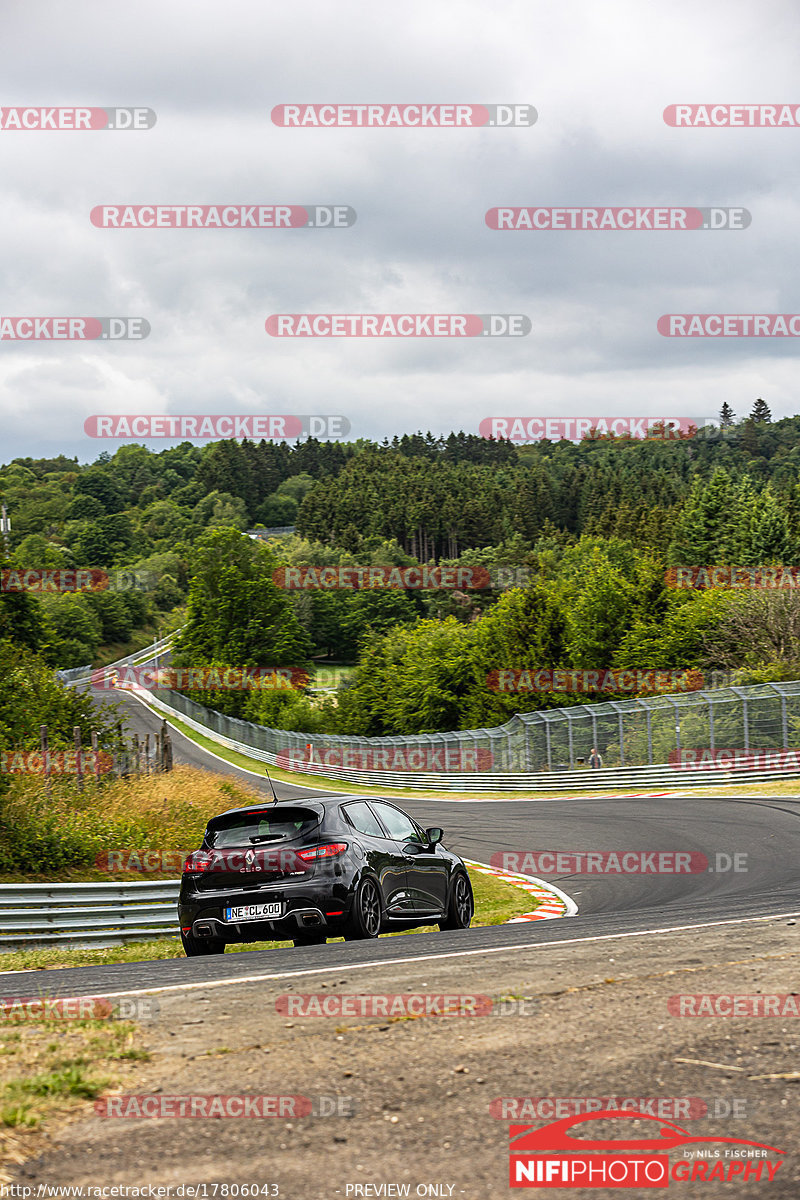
508,1111,784,1188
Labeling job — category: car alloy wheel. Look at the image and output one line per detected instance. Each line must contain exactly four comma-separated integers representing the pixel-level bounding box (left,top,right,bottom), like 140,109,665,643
345,877,382,940
440,871,473,930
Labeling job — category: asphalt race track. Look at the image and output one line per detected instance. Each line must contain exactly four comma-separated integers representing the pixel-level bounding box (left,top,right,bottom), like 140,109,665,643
5,682,798,1000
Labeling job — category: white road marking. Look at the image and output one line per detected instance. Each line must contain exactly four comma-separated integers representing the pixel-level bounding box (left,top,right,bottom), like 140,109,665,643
9,910,799,999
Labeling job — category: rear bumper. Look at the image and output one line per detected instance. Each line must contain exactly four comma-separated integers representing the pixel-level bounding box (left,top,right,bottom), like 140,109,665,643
179,881,353,942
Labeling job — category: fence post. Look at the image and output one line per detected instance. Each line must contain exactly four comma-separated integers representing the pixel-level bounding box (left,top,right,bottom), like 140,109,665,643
144,733,151,774
708,696,715,751
567,712,574,768
544,717,552,771
743,697,749,751
74,726,83,792
91,731,101,784
672,701,681,755
40,725,50,795
160,720,173,772
646,705,653,765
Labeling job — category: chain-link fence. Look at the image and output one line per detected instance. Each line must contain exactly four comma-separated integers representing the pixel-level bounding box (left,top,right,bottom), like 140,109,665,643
151,680,800,775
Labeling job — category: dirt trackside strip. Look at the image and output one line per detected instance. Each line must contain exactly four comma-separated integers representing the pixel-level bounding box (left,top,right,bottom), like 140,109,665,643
8,919,800,1197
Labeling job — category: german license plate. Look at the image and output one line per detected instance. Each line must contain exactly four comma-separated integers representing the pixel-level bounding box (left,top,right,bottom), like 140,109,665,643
226,902,282,922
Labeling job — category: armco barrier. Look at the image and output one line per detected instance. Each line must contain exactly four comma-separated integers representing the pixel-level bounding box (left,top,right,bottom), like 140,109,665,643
56,662,94,684
57,633,175,686
141,676,800,774
126,683,800,792
0,881,180,951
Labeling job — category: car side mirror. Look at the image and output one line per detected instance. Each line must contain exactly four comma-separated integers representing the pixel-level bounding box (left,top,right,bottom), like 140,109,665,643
425,827,443,846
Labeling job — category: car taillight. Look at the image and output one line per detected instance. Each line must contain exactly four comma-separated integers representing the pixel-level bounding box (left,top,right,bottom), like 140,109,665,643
296,843,348,862
183,850,215,874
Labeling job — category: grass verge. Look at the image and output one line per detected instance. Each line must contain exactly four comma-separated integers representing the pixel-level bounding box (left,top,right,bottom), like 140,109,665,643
0,1016,148,1180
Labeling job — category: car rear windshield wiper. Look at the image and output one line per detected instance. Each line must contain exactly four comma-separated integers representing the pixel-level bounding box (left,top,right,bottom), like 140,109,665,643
249,834,284,844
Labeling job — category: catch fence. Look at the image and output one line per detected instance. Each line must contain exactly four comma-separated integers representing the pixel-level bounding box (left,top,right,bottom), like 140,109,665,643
149,680,800,777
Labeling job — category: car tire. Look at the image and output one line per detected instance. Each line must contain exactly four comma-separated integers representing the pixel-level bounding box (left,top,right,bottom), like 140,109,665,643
343,876,382,940
181,931,225,957
439,871,474,930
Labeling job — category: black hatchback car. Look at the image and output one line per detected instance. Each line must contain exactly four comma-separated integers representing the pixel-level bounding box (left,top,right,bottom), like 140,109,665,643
178,795,474,955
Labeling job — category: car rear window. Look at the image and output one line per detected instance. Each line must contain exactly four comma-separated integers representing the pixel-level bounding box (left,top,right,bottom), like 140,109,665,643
207,806,320,848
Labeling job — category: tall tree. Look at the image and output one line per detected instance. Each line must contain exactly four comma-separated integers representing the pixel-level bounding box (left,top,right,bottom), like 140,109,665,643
750,397,772,423
175,528,312,668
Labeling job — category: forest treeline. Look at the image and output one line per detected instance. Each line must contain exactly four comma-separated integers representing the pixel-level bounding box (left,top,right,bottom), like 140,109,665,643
3,406,800,739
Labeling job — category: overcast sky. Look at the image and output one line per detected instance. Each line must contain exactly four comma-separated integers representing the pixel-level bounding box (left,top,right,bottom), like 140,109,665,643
1,0,799,463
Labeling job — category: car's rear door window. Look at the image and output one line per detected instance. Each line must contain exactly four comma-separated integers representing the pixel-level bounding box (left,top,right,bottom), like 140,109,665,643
342,800,385,838
372,802,425,843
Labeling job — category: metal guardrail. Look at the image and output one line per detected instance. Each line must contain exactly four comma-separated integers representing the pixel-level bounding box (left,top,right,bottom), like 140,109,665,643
0,881,180,951
133,685,800,792
57,633,175,686
143,673,800,776
246,526,296,539
56,663,94,684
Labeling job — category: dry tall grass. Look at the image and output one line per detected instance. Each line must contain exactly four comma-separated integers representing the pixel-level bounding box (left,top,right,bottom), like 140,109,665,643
0,766,264,878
